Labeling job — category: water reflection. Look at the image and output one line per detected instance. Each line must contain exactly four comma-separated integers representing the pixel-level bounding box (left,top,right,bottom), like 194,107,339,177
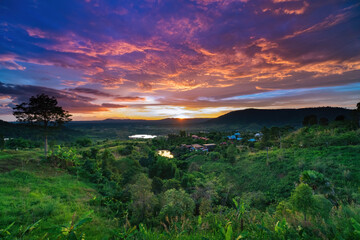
158,150,173,158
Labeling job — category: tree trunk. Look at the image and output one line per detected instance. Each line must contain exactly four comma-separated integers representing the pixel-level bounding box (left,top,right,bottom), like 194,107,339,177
279,135,282,149
44,122,48,158
44,134,48,157
304,212,307,221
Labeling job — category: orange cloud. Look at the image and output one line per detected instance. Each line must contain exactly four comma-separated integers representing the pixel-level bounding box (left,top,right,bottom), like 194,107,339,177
255,86,278,90
263,1,309,15
61,80,87,87
283,1,308,15
114,96,145,101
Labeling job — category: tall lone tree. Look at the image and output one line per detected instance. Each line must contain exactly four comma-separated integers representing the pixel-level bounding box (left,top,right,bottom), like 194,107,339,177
13,94,72,157
290,183,315,221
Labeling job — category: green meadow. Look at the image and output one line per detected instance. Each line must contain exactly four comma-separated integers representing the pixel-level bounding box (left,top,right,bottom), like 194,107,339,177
1,121,360,239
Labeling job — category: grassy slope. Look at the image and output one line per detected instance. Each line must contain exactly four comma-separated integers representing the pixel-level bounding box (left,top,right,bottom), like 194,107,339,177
0,150,42,172
0,151,117,239
201,145,360,203
1,131,359,239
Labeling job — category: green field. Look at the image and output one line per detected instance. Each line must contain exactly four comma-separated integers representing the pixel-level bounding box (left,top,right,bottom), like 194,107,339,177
1,122,360,239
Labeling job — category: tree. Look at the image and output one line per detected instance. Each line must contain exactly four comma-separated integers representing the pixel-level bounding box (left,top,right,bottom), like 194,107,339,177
0,134,4,151
209,151,221,161
160,189,195,220
352,101,360,129
129,174,155,223
290,183,315,221
76,138,92,147
226,144,237,164
302,115,318,126
179,130,186,137
335,115,345,121
152,176,163,194
13,94,72,157
319,117,329,126
149,156,177,179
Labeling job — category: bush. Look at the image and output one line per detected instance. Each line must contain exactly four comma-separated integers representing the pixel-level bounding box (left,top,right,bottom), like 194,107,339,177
118,145,133,155
5,138,30,149
160,189,195,220
76,138,92,147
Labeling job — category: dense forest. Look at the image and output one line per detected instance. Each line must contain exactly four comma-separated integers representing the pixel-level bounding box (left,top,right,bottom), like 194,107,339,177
0,110,359,239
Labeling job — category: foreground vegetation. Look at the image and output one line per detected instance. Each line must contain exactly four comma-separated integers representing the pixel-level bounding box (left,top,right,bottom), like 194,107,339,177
1,118,360,239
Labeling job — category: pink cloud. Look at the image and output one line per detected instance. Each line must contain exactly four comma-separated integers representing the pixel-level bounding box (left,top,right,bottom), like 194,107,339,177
61,80,87,87
0,54,26,70
25,27,47,38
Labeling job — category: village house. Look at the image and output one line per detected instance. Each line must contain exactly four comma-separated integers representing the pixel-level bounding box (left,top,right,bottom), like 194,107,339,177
203,143,216,151
192,135,209,141
191,144,204,151
227,132,242,141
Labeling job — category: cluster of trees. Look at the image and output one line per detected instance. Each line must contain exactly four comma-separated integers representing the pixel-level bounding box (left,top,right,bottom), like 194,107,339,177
302,103,360,128
43,139,360,239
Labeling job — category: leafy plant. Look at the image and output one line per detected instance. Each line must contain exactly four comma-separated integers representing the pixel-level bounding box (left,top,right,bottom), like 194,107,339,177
58,211,93,240
0,220,42,239
351,218,360,237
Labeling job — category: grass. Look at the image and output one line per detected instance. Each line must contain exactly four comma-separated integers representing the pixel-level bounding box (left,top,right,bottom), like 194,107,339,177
0,149,43,173
0,154,118,239
201,145,360,203
1,129,359,239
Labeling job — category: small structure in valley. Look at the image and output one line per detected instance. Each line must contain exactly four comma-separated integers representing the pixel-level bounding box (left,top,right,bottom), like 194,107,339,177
228,132,242,141
181,143,216,152
192,135,209,141
203,143,216,151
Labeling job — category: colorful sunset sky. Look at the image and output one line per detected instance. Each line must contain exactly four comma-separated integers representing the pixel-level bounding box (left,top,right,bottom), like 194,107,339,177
0,0,359,120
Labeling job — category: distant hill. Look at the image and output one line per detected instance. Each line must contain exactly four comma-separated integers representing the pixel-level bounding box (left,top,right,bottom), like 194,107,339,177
206,107,354,127
69,118,211,126
67,107,353,130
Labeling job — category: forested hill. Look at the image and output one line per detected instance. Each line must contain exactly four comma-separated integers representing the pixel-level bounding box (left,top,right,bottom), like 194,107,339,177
206,107,353,127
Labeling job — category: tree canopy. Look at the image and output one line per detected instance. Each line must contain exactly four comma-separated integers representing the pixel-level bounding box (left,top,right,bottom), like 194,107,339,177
13,94,72,156
13,93,72,128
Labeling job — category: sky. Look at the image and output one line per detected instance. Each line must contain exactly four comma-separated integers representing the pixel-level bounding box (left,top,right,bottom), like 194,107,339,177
0,0,359,121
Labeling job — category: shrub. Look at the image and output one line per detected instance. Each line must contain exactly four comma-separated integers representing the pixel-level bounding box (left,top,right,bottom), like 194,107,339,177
160,189,195,220
75,138,92,147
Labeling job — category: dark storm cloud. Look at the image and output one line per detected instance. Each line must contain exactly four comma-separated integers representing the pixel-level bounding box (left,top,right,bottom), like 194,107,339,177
68,87,145,101
0,81,111,113
68,87,114,97
101,103,127,108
